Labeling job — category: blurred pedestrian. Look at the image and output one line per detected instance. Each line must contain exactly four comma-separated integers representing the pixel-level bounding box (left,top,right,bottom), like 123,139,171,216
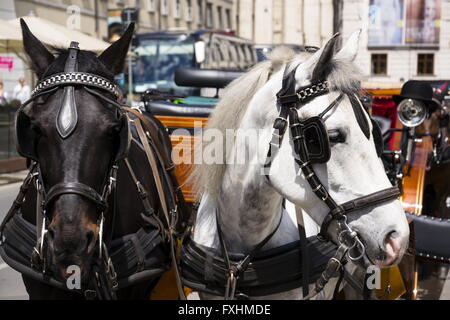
0,81,8,105
12,77,30,103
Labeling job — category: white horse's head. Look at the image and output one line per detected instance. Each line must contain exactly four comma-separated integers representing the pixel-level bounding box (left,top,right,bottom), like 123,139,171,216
252,31,409,267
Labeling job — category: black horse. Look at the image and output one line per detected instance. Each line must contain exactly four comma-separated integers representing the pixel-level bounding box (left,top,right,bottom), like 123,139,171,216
0,20,189,299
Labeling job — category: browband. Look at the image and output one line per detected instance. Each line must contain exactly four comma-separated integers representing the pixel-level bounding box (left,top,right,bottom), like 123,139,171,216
31,72,120,98
278,81,329,105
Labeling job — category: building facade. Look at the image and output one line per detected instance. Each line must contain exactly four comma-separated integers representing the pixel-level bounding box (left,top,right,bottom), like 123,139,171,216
342,0,450,85
235,0,336,47
236,0,450,84
10,0,234,41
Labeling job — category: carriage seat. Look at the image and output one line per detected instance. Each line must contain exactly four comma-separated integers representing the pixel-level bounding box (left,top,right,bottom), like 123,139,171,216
145,99,215,118
406,212,450,262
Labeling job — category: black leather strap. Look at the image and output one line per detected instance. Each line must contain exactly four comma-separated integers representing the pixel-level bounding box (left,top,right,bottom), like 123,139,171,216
180,235,337,297
216,210,283,282
330,187,400,216
45,182,107,210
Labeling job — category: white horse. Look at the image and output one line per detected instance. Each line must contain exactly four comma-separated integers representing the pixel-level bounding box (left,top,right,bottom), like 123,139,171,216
188,31,410,299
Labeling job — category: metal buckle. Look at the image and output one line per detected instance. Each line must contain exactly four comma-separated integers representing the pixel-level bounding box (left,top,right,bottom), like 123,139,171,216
337,221,365,261
272,132,282,139
298,161,310,169
305,172,315,180
224,272,237,300
275,116,287,123
269,142,280,148
315,185,329,201
347,239,365,261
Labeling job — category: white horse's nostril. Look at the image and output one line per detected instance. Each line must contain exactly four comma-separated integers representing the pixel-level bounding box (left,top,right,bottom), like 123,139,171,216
373,231,407,266
385,237,401,260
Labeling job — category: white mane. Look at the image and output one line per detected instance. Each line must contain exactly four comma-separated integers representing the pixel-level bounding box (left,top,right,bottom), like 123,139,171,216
193,45,362,198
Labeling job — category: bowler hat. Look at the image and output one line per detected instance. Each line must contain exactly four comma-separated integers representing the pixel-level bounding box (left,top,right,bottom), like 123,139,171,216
393,80,440,113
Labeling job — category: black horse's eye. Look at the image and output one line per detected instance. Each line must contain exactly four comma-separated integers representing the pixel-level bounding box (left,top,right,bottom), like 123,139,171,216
328,129,346,143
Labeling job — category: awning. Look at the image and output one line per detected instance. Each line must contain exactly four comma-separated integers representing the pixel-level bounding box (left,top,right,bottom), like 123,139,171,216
8,16,109,52
0,19,22,53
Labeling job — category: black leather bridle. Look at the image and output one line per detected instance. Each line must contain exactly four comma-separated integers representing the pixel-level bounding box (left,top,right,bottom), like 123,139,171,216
17,42,128,219
3,41,188,300
266,65,400,242
13,42,130,299
263,64,401,298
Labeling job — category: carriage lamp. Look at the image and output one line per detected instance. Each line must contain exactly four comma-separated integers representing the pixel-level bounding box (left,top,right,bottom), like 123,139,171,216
397,99,427,127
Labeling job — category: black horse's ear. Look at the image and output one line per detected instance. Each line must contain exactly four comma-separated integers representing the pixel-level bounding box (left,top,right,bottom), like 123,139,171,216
311,33,340,82
20,18,54,77
98,23,135,75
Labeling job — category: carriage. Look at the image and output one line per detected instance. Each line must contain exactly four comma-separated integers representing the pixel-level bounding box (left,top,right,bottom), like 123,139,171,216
362,83,450,299
0,23,446,300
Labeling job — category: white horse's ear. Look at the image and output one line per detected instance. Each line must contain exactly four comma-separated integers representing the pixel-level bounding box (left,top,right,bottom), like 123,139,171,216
335,29,361,62
306,33,340,82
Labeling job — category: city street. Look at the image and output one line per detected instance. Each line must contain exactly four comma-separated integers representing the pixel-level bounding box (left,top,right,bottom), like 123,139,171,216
0,181,28,300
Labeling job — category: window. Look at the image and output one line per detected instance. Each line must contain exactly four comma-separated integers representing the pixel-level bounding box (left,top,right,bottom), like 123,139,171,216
417,53,434,75
186,0,192,21
225,9,231,29
371,54,387,75
197,0,203,24
174,0,181,18
147,0,156,12
99,0,108,13
206,3,213,28
228,44,238,68
217,6,223,29
161,0,169,16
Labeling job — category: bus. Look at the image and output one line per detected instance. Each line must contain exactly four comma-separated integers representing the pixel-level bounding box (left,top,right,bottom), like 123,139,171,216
130,30,256,97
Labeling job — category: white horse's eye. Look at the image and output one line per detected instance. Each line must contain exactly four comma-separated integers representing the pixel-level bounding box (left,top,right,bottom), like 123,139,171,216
328,129,346,143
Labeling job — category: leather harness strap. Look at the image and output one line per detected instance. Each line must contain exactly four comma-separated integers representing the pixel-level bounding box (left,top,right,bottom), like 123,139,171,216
216,210,283,299
295,206,310,297
124,107,190,235
123,107,175,171
130,115,187,300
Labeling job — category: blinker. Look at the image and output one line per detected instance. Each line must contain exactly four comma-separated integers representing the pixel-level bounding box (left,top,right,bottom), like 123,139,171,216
301,117,331,163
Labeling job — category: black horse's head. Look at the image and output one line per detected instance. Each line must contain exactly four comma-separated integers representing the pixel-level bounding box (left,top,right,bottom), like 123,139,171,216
19,19,134,280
